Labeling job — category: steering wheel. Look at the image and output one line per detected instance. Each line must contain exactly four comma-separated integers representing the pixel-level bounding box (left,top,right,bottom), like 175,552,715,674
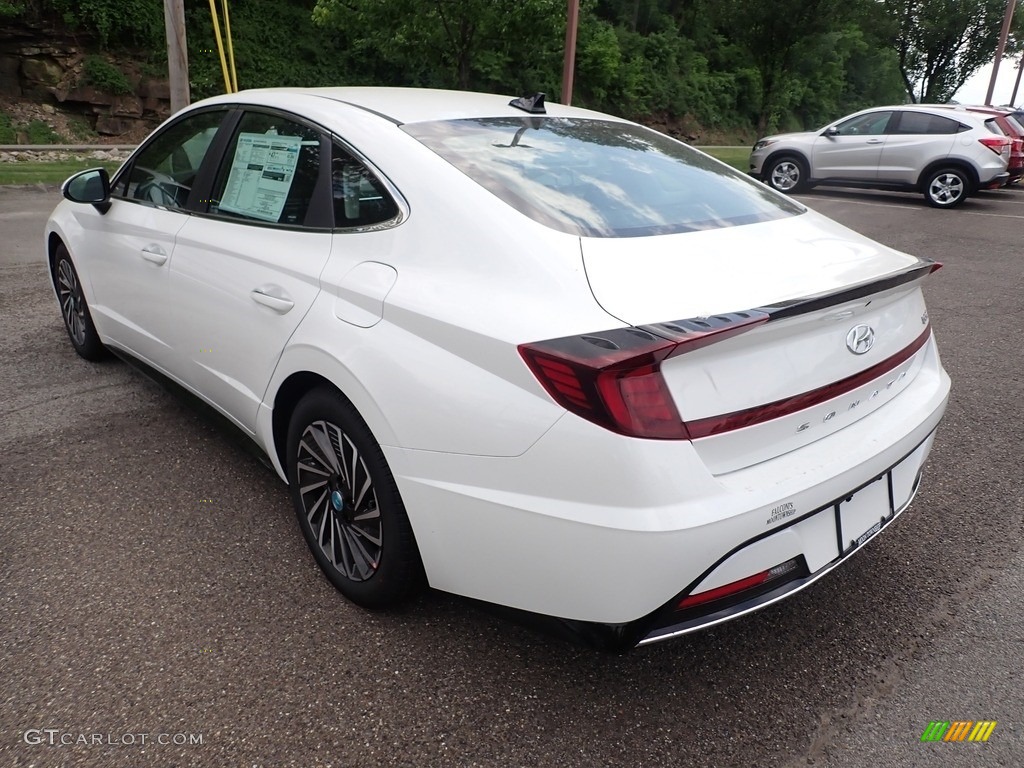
136,180,181,207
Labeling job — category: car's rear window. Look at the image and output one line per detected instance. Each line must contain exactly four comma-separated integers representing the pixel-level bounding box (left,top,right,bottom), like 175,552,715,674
402,117,803,237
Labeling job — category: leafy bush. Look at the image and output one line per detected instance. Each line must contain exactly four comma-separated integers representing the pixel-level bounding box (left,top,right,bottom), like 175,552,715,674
48,0,163,48
82,55,133,95
0,0,25,18
0,112,17,143
25,120,61,144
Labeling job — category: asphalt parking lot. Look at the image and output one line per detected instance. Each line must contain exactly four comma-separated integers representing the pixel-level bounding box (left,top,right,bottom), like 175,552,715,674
2,182,1023,767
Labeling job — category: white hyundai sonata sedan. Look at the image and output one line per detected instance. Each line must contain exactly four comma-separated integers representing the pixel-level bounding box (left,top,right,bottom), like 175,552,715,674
46,88,950,650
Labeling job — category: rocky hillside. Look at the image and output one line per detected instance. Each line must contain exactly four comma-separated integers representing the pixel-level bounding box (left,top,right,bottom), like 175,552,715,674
0,17,171,143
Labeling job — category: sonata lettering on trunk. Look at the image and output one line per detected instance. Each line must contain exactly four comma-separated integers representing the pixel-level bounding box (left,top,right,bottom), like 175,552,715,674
795,370,909,435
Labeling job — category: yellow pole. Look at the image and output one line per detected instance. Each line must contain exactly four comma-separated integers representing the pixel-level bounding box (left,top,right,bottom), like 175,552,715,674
221,0,239,92
207,0,232,94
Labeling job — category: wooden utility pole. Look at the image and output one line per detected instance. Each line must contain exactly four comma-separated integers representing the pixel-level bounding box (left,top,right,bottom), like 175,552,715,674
561,0,579,105
985,0,1017,105
164,0,190,114
1012,57,1024,104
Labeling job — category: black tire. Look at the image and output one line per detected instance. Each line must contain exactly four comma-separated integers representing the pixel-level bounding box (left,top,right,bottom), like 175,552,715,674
286,387,424,608
52,243,108,361
764,154,808,194
923,167,969,208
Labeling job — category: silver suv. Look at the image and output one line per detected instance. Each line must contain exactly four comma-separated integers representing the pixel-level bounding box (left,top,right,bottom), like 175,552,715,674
749,105,1010,208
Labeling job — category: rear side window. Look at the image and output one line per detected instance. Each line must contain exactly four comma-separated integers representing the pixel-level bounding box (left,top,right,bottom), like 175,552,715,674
1005,115,1024,134
331,143,399,229
208,112,328,227
892,112,962,135
116,109,226,209
403,117,803,238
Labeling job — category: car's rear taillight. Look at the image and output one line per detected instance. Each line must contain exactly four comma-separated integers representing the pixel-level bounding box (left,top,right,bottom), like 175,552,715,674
519,329,688,438
518,314,766,439
979,136,1012,158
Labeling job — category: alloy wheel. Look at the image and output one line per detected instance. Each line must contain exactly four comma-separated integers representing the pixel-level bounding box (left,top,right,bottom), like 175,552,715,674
928,173,964,206
57,257,87,347
295,419,383,582
770,161,801,191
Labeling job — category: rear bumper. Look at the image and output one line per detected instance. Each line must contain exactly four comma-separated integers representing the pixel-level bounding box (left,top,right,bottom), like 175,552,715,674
385,337,950,642
981,171,1010,189
639,431,932,645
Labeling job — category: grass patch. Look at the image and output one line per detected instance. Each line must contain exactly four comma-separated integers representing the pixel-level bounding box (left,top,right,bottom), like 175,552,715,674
23,119,61,144
0,160,122,185
699,146,751,172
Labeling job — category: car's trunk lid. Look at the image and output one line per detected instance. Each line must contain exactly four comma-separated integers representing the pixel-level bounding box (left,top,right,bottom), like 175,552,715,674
580,212,939,473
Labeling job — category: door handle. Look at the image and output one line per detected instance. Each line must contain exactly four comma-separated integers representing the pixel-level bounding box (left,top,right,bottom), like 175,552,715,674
251,288,294,313
140,244,168,265
866,139,883,145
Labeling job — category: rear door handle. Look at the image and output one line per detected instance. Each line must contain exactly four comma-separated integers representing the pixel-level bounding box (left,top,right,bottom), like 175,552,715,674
251,288,294,313
140,244,168,265
866,139,883,145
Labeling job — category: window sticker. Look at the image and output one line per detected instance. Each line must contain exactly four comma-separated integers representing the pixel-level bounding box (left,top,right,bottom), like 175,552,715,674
219,132,304,222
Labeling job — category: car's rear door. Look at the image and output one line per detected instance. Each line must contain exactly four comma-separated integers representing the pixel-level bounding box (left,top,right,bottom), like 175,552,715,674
811,110,892,181
876,111,962,184
163,109,334,433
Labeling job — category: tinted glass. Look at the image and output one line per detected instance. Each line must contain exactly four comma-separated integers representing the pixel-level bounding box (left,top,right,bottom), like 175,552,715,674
118,110,225,208
208,112,324,227
331,143,399,228
893,112,960,135
403,118,802,238
834,112,893,135
1005,115,1024,135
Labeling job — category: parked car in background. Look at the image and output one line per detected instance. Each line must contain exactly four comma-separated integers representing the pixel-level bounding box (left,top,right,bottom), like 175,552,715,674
749,105,1011,207
47,88,951,650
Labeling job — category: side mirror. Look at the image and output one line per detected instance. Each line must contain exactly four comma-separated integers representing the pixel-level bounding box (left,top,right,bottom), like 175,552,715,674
62,167,112,214
824,127,840,138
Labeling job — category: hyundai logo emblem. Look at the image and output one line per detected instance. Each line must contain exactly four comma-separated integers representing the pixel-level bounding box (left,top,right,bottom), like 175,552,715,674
846,324,875,355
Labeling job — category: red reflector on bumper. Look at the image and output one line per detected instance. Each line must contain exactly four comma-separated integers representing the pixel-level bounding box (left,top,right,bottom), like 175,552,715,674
677,558,801,610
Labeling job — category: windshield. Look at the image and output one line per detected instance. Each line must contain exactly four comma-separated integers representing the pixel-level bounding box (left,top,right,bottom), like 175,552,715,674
403,117,803,237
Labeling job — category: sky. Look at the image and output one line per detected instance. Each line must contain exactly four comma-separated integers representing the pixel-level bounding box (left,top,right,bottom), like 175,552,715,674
953,57,1024,106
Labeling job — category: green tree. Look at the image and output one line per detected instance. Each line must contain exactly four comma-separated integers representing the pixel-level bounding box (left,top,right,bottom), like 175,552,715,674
714,0,849,134
886,0,1024,102
312,0,564,93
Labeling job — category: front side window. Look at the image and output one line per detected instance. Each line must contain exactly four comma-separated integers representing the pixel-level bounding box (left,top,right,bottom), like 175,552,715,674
117,110,226,208
403,118,802,238
208,112,327,227
834,112,894,136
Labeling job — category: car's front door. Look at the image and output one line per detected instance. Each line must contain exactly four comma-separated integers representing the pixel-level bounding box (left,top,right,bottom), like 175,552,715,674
82,109,230,367
164,110,334,433
811,111,893,181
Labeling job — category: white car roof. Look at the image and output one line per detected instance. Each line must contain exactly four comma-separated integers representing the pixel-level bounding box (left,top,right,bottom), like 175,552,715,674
196,87,627,126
